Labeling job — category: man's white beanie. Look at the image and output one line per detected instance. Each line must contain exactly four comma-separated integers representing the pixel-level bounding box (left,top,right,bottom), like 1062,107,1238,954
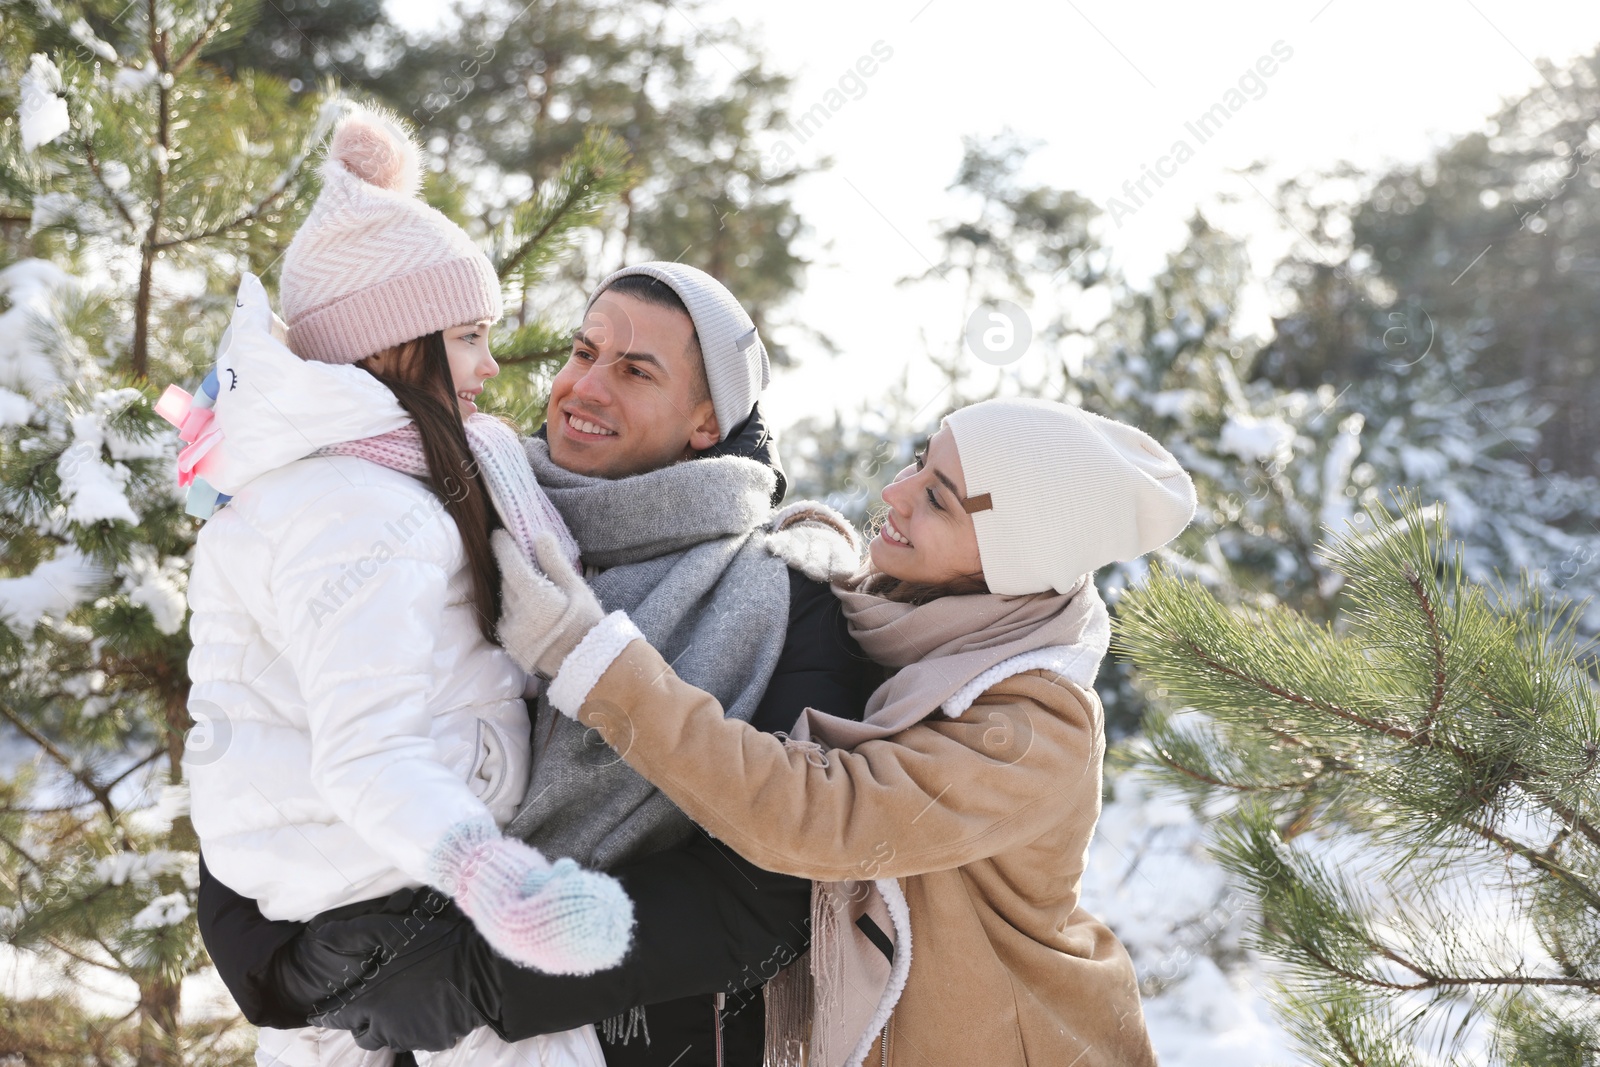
280,104,503,364
944,398,1197,595
587,262,770,441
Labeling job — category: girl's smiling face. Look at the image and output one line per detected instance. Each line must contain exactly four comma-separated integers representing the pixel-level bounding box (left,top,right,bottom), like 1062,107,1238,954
869,424,986,588
444,320,497,418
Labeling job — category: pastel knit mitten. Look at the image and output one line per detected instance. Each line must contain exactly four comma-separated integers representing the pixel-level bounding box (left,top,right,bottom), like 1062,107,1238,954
493,530,606,678
428,820,633,974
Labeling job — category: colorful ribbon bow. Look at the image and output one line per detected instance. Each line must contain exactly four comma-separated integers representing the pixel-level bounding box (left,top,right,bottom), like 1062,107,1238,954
155,367,231,520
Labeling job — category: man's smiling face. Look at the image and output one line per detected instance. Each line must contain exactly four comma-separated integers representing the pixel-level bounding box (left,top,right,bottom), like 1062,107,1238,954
545,290,720,479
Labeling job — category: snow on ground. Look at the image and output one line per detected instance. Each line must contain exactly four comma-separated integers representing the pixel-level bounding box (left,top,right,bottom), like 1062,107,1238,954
1082,768,1301,1065
1084,764,1562,1065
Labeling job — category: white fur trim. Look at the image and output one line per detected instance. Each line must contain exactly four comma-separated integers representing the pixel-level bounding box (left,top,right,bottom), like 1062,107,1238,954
547,611,644,719
765,501,861,583
770,500,859,545
939,644,1105,719
846,878,915,1067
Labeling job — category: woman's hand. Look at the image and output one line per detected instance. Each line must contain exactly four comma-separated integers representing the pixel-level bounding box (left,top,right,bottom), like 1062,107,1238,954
492,531,605,678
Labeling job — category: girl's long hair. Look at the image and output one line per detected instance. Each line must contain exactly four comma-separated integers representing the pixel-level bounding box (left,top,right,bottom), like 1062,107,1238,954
362,332,501,641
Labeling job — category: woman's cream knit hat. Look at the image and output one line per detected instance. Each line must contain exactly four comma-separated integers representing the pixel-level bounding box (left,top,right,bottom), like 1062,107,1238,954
944,398,1196,595
279,104,503,364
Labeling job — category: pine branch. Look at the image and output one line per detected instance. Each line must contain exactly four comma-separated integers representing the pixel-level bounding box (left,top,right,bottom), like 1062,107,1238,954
0,827,47,874
107,750,164,791
0,697,125,835
1174,633,1474,762
496,347,568,367
1520,789,1600,852
1459,817,1600,913
42,934,123,974
1152,744,1324,794
1149,588,1600,853
131,0,172,379
1300,935,1600,993
1405,564,1448,740
152,98,335,250
152,192,286,248
169,1,234,75
490,319,571,368
1331,1027,1371,1067
83,137,137,231
494,128,636,283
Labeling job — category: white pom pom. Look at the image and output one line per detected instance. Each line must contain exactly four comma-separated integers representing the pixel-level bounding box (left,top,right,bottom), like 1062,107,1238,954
327,106,419,195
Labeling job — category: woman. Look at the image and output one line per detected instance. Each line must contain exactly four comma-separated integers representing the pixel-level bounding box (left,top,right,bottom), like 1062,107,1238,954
181,105,631,1067
491,396,1193,1066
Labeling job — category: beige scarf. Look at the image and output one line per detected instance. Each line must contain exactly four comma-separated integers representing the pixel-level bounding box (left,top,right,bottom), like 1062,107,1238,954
795,574,1109,747
766,576,1110,1067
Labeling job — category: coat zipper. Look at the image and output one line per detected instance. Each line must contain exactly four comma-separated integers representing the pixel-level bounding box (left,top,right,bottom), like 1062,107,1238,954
880,1021,890,1066
713,992,725,1067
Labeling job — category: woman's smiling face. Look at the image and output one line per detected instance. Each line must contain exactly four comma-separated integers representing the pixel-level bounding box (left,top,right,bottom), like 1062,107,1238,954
869,425,986,588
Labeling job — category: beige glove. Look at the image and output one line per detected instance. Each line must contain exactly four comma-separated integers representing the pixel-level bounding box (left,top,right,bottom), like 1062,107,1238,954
492,531,605,679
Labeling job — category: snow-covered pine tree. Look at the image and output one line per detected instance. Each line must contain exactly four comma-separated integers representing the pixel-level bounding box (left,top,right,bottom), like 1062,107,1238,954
1260,160,1600,636
1333,315,1600,633
1,6,336,1060
0,3,631,1059
369,0,812,367
1069,209,1600,724
1069,212,1345,615
785,131,1107,529
1114,495,1600,1066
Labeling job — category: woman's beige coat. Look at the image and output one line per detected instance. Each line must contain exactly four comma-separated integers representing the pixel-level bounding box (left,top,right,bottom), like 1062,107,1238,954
569,638,1158,1067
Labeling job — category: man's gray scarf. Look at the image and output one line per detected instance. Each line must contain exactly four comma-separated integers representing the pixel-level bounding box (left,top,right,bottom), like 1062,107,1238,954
505,438,792,869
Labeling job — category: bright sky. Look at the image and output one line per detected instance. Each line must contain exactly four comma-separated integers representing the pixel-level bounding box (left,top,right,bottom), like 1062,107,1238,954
386,0,1600,433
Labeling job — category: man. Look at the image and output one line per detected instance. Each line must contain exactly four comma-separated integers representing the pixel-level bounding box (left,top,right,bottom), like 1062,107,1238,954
197,262,879,1066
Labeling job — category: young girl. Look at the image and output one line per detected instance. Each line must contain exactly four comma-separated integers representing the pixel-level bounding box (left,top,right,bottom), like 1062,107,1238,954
179,106,632,1067
490,396,1193,1067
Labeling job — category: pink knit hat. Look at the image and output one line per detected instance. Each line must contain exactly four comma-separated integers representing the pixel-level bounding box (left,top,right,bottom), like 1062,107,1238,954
280,104,503,364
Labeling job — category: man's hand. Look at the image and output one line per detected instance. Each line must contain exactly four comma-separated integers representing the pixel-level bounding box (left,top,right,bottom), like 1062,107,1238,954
493,531,605,678
296,897,495,1051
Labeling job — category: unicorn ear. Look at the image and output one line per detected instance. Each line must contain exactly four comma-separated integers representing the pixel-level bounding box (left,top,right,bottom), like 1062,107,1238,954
325,106,420,196
232,272,274,334
226,264,288,342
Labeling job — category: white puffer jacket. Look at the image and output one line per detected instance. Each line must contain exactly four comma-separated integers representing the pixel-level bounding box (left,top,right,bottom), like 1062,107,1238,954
183,275,533,922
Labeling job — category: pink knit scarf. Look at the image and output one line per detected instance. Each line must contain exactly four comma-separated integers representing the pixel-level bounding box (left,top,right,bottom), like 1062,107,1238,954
316,414,581,574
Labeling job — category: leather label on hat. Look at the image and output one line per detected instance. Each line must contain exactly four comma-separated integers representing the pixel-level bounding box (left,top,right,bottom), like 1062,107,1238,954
962,492,993,514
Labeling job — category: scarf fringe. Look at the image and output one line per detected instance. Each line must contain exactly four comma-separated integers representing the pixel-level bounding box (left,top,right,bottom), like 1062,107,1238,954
809,882,848,1066
762,949,812,1067
599,1005,650,1047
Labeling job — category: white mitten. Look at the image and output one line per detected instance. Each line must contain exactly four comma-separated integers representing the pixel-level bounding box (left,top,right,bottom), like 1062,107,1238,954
429,820,633,975
493,531,605,678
